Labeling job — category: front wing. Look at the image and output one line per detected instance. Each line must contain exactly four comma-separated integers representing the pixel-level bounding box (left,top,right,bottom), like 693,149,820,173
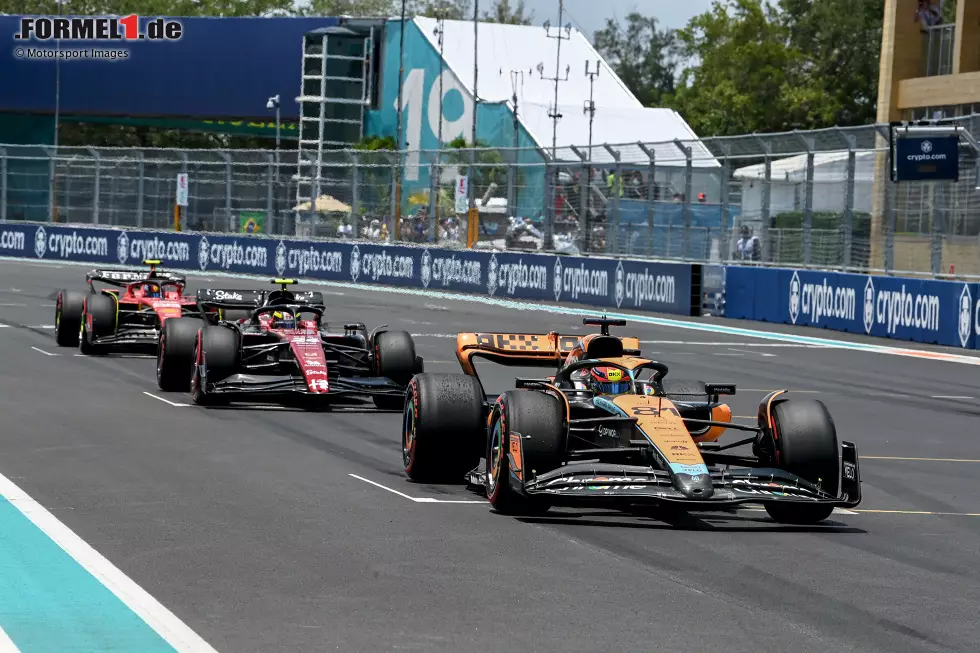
201,372,406,403
468,442,861,510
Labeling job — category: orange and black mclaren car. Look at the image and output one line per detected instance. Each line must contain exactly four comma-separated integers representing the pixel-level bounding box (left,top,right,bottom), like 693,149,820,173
401,317,861,524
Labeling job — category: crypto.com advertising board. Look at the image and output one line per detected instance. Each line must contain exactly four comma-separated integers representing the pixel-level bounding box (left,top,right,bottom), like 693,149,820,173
0,223,698,316
725,265,980,349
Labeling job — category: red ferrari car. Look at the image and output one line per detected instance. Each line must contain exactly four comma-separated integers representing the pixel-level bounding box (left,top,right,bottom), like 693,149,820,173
54,259,204,355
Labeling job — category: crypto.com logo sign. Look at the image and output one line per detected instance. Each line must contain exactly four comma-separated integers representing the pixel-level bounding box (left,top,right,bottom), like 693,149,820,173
14,15,183,42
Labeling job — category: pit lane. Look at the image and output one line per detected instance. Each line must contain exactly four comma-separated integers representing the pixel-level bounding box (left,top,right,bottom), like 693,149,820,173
0,259,978,652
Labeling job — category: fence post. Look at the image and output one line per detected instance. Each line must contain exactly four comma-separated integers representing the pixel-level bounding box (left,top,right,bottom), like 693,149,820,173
424,150,438,243
836,128,856,270
350,151,360,220
48,148,56,222
388,153,398,240
181,150,189,230
754,137,772,263
0,148,6,222
222,152,233,232
87,148,101,225
136,153,145,229
673,139,693,260
602,145,621,254
637,142,656,258
794,132,815,266
883,168,894,272
930,184,943,275
267,153,276,236
568,145,589,253
719,142,731,252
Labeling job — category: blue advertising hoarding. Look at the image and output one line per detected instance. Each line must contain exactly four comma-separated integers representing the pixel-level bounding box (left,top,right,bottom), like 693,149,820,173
893,135,959,182
0,222,697,317
725,265,979,349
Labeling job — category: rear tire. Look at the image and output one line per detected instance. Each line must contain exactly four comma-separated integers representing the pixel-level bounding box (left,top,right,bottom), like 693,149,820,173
190,326,240,406
55,290,85,347
157,317,204,392
374,331,420,409
79,294,115,356
763,399,839,524
375,331,419,385
403,373,485,483
486,390,565,516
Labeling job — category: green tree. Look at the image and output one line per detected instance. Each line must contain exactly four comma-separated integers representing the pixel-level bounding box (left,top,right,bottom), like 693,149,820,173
593,13,678,107
666,0,811,136
484,0,532,24
411,0,471,20
301,0,393,16
777,0,884,127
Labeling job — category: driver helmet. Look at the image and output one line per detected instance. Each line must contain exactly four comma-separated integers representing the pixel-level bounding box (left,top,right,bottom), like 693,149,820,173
272,310,296,329
140,283,161,298
589,367,630,396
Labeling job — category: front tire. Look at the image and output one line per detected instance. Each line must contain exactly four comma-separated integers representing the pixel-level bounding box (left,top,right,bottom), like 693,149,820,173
486,390,565,516
190,326,240,406
54,290,85,347
402,373,484,483
79,294,115,356
157,317,204,392
763,399,840,524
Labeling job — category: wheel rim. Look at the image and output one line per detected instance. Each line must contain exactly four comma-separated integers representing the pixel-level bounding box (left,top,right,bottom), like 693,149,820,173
487,417,504,495
402,403,416,466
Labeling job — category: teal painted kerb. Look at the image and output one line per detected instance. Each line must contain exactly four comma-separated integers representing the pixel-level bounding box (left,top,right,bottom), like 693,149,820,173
364,19,545,217
0,497,175,652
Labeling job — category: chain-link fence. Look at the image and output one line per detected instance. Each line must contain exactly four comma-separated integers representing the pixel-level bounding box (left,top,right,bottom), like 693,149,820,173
2,114,979,277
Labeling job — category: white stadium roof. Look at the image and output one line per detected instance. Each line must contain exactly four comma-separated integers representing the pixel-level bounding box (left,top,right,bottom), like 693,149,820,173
413,17,718,167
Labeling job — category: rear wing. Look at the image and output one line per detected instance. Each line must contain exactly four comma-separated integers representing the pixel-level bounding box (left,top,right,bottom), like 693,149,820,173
272,290,325,309
196,288,266,311
85,267,186,287
455,331,641,375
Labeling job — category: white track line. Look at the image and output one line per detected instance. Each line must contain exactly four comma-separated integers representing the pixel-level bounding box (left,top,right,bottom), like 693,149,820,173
0,627,20,653
348,474,484,504
30,346,57,356
930,395,973,400
0,473,218,652
142,391,190,407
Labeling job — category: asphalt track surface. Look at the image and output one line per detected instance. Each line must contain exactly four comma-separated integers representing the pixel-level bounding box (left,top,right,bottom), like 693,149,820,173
2,259,980,652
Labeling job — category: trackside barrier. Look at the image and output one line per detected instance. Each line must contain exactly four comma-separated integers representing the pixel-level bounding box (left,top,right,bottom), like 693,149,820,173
724,265,980,350
0,222,702,316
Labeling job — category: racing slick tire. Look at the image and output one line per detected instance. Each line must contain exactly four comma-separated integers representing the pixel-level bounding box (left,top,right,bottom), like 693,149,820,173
54,290,85,347
79,294,115,356
374,331,420,410
486,390,565,516
191,326,240,406
157,317,205,392
402,373,484,483
763,399,840,525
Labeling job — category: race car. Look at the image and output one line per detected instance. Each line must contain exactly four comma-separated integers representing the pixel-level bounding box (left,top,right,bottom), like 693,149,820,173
156,279,422,410
54,260,204,355
402,317,861,524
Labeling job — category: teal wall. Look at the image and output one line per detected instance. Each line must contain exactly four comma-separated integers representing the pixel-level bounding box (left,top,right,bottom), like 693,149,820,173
365,19,545,217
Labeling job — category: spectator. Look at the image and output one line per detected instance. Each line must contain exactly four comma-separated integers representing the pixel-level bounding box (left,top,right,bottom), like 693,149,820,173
697,192,706,203
734,225,761,262
915,0,942,27
606,171,623,198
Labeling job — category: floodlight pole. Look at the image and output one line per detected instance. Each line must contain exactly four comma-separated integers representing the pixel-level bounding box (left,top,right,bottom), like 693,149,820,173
435,17,445,223
394,0,407,240
540,0,572,250
470,0,479,212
